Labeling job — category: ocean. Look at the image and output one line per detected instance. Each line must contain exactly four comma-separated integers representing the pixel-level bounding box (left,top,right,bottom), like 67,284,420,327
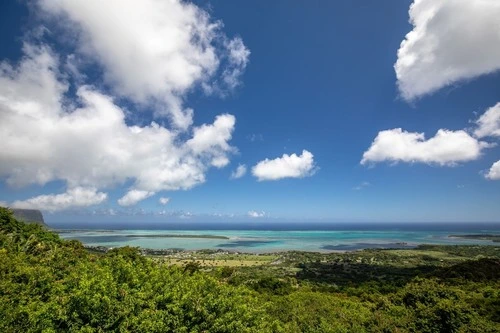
55,222,500,253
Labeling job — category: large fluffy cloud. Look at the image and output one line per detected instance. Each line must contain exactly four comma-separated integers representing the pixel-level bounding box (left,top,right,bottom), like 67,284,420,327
485,160,500,180
474,103,500,138
395,0,500,100
0,45,236,208
38,0,249,129
0,0,249,210
11,187,107,212
252,150,316,181
361,128,490,166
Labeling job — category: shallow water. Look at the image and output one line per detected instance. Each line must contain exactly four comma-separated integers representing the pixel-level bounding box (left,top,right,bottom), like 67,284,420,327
58,227,500,253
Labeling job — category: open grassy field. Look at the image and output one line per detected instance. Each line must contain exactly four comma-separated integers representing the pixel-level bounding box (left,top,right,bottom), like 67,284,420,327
150,252,278,267
162,258,270,267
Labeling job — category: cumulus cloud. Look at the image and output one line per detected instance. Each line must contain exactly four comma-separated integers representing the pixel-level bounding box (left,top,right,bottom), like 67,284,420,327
252,150,316,181
247,210,266,218
186,114,236,168
0,0,248,210
485,160,500,180
11,187,107,212
395,0,500,100
474,103,500,138
361,128,491,166
159,197,170,205
118,190,154,206
38,0,249,129
474,103,500,181
0,45,236,209
230,164,247,179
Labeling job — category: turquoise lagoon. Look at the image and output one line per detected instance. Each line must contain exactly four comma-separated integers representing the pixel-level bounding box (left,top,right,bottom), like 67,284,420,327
57,227,500,253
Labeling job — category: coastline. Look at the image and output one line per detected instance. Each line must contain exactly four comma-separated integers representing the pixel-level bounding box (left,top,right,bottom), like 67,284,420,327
83,242,432,256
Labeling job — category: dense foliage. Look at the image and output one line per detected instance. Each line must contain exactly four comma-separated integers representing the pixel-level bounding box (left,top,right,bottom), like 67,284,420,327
0,208,276,332
1,207,499,332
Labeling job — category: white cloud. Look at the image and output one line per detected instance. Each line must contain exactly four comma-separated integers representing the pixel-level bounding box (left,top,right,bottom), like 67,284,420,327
361,128,491,166
474,103,500,138
230,164,247,179
221,37,250,90
247,210,266,218
179,211,193,219
38,0,249,129
247,133,264,142
252,150,316,181
395,0,500,100
186,114,236,168
11,187,107,212
475,104,500,181
118,190,154,206
353,181,371,191
0,45,236,208
485,160,500,180
159,197,170,205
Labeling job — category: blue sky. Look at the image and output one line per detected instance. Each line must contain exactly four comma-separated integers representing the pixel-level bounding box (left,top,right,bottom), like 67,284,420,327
1,0,500,224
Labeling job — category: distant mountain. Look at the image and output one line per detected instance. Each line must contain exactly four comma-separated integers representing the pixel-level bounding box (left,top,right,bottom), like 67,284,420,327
10,208,46,227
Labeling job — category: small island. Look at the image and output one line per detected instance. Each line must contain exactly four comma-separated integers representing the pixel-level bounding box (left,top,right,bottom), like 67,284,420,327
449,234,500,242
124,234,229,239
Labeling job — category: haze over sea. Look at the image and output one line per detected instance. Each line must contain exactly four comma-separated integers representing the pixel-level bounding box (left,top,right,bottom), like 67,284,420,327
55,222,500,253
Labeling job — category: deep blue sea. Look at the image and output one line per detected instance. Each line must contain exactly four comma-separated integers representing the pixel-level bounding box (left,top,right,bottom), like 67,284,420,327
54,222,500,253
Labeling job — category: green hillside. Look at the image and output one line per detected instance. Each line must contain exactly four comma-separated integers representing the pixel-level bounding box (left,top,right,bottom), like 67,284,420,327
1,207,499,332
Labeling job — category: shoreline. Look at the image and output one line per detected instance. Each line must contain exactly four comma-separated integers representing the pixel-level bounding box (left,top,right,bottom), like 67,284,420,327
83,243,440,256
